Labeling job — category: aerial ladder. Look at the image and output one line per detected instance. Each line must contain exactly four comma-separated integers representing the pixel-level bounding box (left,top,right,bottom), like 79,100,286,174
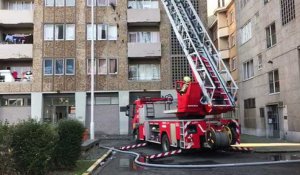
161,0,238,115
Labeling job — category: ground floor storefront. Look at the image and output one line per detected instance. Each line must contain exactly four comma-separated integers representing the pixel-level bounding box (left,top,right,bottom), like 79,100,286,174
0,90,176,135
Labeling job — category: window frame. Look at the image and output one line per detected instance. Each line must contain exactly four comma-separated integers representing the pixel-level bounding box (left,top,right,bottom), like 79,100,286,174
45,0,54,6
44,24,54,41
66,0,76,6
266,22,277,48
258,54,263,70
98,58,107,75
54,24,65,40
65,24,75,40
65,58,75,75
54,59,65,75
87,59,97,75
108,58,118,74
108,25,118,40
44,59,53,75
87,24,97,41
243,59,254,80
231,57,237,71
97,24,108,40
269,69,280,94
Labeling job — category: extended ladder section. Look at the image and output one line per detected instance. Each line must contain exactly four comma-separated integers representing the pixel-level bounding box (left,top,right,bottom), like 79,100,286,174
161,0,238,109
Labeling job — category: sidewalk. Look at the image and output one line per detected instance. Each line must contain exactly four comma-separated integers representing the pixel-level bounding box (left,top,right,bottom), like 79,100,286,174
240,134,300,153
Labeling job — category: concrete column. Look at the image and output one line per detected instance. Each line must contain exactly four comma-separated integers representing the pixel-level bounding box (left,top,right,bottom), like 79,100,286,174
75,92,86,125
31,92,43,122
119,91,129,135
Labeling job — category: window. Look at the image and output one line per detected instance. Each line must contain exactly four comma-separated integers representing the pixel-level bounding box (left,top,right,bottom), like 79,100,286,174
87,59,96,74
266,23,276,48
87,0,96,6
128,32,160,43
45,0,75,6
260,107,265,118
258,54,263,70
243,59,254,80
44,24,75,41
45,0,54,6
55,24,64,40
241,20,252,44
108,25,117,40
97,24,107,40
244,98,256,109
230,11,234,24
66,0,75,6
231,57,237,71
87,24,97,40
55,59,64,75
218,0,225,7
264,0,270,4
87,0,116,6
65,58,75,75
95,96,118,104
44,24,54,40
44,59,53,75
129,64,160,81
269,69,280,94
109,0,117,6
0,96,31,107
128,0,157,9
97,0,107,6
109,59,118,74
55,0,64,6
281,0,295,25
230,33,236,47
98,59,107,74
66,24,75,40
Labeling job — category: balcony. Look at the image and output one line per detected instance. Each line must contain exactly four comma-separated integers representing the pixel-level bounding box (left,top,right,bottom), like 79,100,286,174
128,43,161,58
127,1,160,26
220,49,230,59
0,10,33,26
0,44,33,59
218,26,229,38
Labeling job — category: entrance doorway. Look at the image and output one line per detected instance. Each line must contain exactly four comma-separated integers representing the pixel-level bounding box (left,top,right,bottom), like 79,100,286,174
267,105,280,138
55,106,67,121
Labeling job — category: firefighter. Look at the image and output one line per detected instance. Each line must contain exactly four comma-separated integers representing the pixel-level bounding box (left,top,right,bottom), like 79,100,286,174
179,76,191,95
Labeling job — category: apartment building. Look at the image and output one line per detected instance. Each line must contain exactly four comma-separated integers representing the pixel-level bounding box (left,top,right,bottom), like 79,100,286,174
0,0,207,135
208,0,238,118
236,0,300,141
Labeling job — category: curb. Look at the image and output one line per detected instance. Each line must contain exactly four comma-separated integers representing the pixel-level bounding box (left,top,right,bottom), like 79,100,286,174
254,150,300,153
82,149,112,175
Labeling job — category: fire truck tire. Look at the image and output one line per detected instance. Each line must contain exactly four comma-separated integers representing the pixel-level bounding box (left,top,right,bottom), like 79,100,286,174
161,134,170,152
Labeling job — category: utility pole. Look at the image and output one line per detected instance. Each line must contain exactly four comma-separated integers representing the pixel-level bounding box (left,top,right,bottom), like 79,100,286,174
90,0,95,140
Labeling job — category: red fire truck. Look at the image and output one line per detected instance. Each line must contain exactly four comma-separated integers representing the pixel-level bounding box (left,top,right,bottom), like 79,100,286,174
126,0,239,152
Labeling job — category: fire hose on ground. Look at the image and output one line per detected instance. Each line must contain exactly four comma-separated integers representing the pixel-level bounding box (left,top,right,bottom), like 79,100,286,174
100,146,300,169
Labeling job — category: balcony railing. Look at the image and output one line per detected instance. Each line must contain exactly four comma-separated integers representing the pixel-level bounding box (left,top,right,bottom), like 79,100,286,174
128,42,161,58
0,10,33,25
127,1,160,25
0,43,33,59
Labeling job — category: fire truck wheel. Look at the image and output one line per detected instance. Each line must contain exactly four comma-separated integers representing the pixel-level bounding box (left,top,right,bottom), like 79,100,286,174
161,134,170,152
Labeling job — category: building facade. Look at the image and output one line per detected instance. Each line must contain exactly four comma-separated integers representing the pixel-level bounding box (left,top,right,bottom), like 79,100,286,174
208,0,238,118
236,0,300,141
0,0,207,135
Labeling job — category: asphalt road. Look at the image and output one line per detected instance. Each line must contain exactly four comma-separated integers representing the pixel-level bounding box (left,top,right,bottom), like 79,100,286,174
94,139,300,175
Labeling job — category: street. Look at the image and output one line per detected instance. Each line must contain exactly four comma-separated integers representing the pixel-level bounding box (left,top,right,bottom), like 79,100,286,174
96,152,300,175
91,140,300,175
